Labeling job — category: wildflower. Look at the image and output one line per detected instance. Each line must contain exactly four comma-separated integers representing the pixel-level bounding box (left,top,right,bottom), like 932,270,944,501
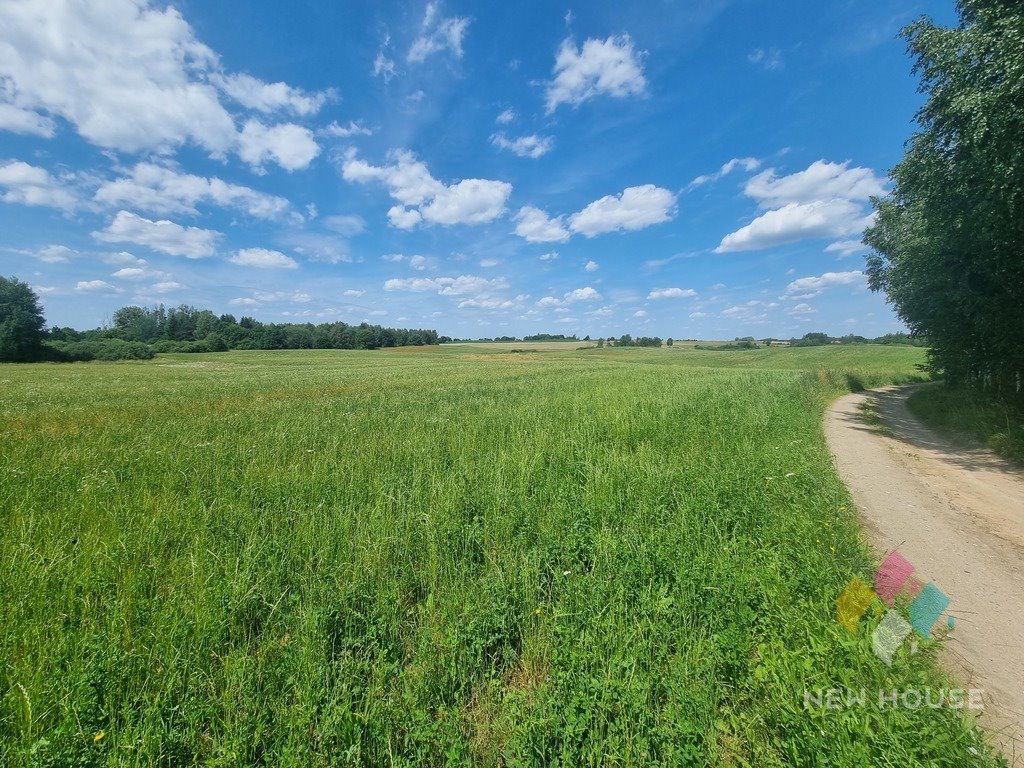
93,730,105,743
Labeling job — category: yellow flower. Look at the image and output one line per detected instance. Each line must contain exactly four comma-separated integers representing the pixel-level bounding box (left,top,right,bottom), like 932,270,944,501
93,730,105,743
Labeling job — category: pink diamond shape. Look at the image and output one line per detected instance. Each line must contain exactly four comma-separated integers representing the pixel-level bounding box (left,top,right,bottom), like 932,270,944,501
875,551,915,605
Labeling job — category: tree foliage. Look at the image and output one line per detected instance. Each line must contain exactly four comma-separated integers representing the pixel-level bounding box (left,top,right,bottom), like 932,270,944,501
0,276,47,362
864,0,1024,397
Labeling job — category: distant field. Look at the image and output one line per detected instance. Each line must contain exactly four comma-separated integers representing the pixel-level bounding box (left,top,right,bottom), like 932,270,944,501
1,345,998,766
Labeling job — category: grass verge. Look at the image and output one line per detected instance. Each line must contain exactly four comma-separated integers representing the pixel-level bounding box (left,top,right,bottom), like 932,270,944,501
907,384,1024,465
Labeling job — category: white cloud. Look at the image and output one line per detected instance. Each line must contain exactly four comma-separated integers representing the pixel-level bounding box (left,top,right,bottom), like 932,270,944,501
538,287,601,307
343,289,364,297
214,72,329,116
0,160,77,210
408,3,469,63
373,50,396,82
36,245,75,263
149,280,184,293
457,294,526,310
383,275,507,296
491,133,554,159
569,184,676,237
479,258,499,268
323,214,365,236
716,199,873,253
94,162,289,218
323,120,372,138
0,0,235,154
546,35,646,113
825,239,867,257
237,120,320,172
745,160,885,208
0,103,55,137
74,279,120,293
633,309,647,317
565,287,600,302
688,157,761,189
230,247,298,269
343,150,510,228
748,47,784,70
539,251,560,261
584,260,599,272
647,287,697,299
788,303,816,315
409,255,429,270
514,206,570,243
495,108,515,124
93,210,221,258
111,266,169,281
102,251,146,266
716,161,885,252
280,231,351,264
782,270,866,299
0,0,323,171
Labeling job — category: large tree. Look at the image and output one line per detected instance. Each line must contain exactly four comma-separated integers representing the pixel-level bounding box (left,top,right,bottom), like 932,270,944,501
864,0,1024,396
0,276,47,362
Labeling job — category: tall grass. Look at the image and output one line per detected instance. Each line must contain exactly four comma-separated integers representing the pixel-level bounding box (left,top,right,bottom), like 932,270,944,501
0,346,999,766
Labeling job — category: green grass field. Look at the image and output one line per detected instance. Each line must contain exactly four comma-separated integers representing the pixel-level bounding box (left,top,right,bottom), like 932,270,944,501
0,344,1002,766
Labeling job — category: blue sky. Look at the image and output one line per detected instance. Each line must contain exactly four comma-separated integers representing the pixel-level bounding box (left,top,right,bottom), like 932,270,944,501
0,0,955,339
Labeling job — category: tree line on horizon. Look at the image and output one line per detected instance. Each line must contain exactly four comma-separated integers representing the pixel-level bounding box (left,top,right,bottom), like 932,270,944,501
0,278,440,362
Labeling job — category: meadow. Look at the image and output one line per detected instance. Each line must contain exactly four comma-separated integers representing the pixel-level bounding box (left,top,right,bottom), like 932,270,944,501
0,344,1002,766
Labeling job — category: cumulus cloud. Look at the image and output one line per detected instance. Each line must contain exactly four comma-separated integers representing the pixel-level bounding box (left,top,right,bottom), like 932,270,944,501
0,0,321,171
688,157,761,189
546,35,646,112
0,160,78,210
647,287,697,299
584,260,599,272
716,199,873,253
343,150,511,228
237,120,320,172
569,185,677,237
148,280,185,293
384,274,507,296
36,244,75,263
213,73,330,116
491,133,554,159
782,270,866,299
93,210,221,258
94,162,289,218
230,247,298,269
788,302,816,315
408,3,469,63
74,279,120,293
536,286,601,307
0,103,55,137
716,160,885,252
495,108,515,124
745,160,886,208
514,206,571,243
539,251,559,261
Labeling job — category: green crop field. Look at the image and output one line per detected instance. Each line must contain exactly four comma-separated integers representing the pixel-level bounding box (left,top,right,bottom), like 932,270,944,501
0,345,1000,766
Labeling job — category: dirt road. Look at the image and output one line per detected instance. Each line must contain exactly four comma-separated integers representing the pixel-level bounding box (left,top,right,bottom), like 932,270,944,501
825,385,1024,764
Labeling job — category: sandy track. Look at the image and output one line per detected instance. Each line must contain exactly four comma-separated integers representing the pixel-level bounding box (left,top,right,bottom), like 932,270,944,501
825,385,1024,764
